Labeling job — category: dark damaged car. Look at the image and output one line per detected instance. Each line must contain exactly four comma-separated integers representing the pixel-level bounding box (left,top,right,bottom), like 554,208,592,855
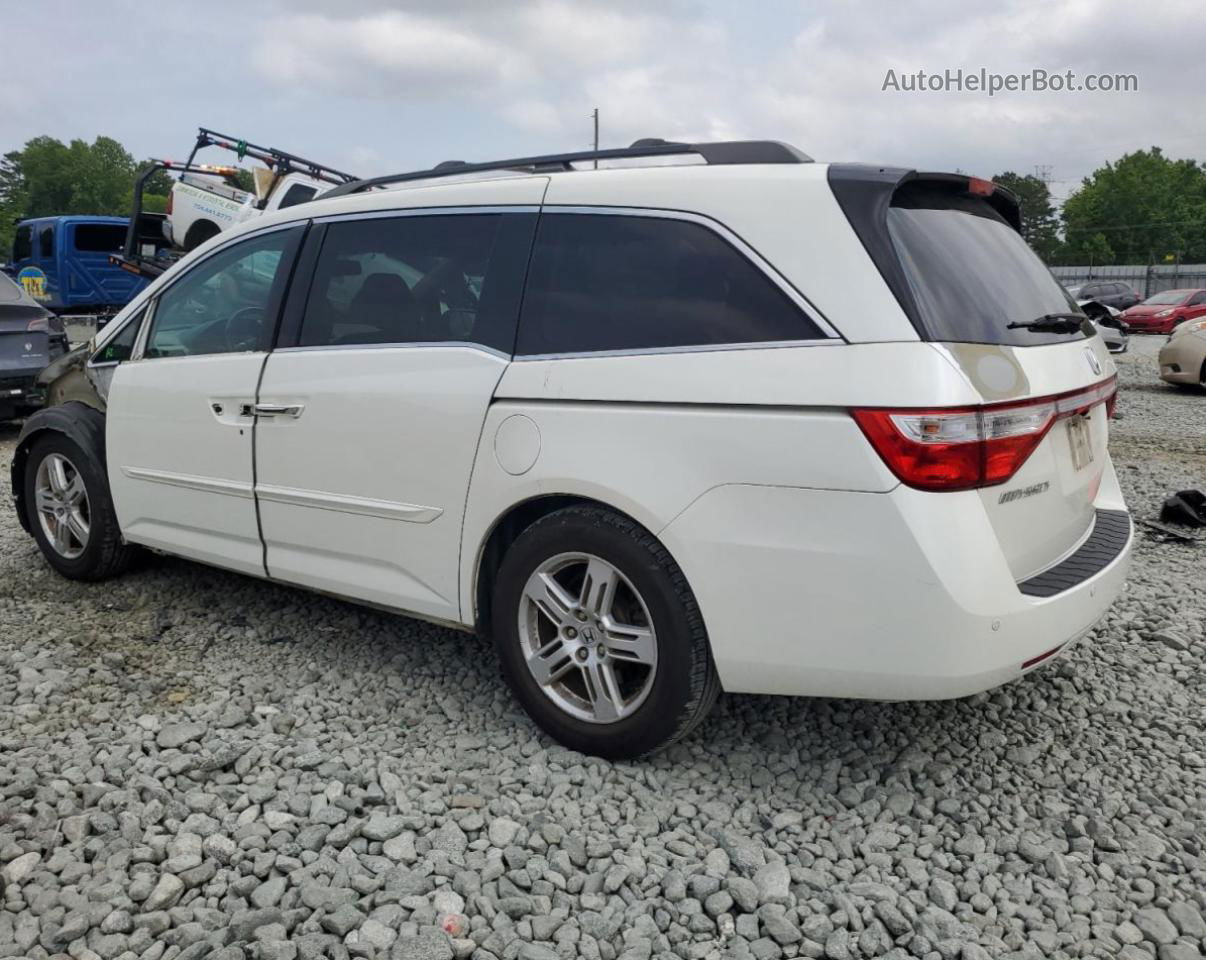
0,272,70,420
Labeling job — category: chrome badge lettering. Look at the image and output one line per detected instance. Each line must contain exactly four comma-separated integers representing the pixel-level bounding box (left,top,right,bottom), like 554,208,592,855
999,481,1050,504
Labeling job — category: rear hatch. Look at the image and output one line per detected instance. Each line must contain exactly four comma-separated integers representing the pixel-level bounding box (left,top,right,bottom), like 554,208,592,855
0,326,50,378
832,170,1116,580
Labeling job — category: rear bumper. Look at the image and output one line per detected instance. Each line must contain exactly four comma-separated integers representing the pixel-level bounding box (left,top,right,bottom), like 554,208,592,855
660,463,1131,700
0,376,42,417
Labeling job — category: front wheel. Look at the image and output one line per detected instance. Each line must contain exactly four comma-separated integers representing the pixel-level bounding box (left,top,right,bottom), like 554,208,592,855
492,506,720,759
24,433,133,580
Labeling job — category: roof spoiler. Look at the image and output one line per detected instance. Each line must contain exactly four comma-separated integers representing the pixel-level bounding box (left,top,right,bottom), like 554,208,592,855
827,164,1021,232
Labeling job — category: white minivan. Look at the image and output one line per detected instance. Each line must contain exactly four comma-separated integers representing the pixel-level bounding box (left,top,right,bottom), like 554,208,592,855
12,139,1131,758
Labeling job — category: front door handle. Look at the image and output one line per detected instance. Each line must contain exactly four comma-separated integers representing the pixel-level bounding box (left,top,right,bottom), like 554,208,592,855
253,403,305,419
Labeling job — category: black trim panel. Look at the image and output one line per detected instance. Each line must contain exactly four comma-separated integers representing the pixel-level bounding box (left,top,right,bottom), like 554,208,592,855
274,222,326,350
1018,509,1131,598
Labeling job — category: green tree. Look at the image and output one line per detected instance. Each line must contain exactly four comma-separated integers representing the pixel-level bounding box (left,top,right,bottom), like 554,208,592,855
992,171,1062,262
0,135,171,259
1061,148,1206,265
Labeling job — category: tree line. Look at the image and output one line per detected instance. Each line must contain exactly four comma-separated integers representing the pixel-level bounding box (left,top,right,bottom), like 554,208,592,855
990,147,1206,266
3,134,1206,268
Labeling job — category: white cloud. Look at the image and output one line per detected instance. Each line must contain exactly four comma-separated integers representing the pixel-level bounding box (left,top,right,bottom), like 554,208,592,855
5,0,1205,206
255,11,531,95
500,99,564,135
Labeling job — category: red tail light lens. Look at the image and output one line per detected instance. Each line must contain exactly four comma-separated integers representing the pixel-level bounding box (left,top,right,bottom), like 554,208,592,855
165,191,174,215
967,176,996,197
852,377,1117,492
26,314,64,334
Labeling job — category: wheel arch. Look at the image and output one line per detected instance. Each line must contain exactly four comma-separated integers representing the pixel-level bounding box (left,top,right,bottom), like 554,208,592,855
11,403,108,535
184,219,221,251
470,492,691,639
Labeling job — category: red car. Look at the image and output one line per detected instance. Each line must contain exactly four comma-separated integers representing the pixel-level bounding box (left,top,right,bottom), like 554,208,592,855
1120,288,1206,334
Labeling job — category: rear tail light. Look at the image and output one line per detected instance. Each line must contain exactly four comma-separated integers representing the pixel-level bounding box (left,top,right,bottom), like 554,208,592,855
852,376,1117,492
26,315,64,334
165,191,173,215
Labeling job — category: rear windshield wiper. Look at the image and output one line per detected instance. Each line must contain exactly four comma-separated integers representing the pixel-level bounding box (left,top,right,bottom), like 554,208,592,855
1006,313,1087,333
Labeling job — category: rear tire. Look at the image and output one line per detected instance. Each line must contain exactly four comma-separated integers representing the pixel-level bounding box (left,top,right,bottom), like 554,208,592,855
492,506,720,759
24,433,133,580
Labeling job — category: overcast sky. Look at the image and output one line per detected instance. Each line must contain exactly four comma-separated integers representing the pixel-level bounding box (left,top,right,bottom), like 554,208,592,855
3,0,1203,205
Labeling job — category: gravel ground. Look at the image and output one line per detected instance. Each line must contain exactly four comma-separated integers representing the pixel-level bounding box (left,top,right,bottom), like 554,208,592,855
1,337,1204,960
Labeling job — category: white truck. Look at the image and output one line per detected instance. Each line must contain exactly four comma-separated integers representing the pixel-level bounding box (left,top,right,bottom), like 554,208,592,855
164,128,359,251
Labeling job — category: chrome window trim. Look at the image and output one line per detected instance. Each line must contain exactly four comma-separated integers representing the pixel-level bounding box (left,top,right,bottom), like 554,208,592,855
514,338,844,363
311,205,540,225
275,341,510,361
535,204,842,342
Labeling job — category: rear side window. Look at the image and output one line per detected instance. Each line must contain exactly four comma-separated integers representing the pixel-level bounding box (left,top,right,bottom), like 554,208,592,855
39,226,55,258
74,224,127,253
13,226,32,261
517,214,822,356
887,185,1085,346
278,184,317,209
298,213,532,353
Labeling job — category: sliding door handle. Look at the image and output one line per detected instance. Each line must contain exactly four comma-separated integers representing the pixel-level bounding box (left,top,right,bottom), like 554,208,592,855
254,403,305,419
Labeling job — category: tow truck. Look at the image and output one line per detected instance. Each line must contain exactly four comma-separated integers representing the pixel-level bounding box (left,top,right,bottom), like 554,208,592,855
111,128,358,280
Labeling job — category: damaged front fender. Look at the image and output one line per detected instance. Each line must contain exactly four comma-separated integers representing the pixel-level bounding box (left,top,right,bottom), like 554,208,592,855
37,339,107,411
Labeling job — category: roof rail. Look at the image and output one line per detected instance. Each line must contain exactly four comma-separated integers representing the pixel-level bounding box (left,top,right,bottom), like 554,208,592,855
322,138,811,198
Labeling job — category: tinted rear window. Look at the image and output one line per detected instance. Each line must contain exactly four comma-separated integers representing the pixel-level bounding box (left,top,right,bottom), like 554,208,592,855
517,214,823,356
888,186,1086,346
73,224,127,253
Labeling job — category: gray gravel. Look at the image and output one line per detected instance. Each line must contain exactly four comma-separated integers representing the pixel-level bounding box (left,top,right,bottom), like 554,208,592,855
1,335,1203,960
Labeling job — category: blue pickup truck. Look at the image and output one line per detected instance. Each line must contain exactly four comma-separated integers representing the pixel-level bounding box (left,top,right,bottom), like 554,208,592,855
8,215,152,316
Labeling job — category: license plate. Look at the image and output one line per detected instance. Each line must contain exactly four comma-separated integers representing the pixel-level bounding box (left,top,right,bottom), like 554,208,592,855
1067,414,1094,471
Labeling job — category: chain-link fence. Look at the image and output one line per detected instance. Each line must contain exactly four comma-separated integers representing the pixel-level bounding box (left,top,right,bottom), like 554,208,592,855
1050,264,1206,298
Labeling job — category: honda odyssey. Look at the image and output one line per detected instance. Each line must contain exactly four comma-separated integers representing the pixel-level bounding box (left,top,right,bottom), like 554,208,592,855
11,139,1132,758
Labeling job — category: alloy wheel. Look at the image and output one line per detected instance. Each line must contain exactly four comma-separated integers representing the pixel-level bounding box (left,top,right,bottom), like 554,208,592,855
517,552,658,724
34,452,91,560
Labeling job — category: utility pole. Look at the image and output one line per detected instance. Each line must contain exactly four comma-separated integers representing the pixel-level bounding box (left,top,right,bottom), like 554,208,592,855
1034,163,1052,185
592,108,599,168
